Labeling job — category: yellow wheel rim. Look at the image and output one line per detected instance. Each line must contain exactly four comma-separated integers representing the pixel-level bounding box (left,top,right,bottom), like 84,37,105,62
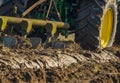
100,8,113,48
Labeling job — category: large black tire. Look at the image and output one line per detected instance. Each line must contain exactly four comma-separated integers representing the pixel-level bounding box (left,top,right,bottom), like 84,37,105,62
115,3,120,44
75,0,118,50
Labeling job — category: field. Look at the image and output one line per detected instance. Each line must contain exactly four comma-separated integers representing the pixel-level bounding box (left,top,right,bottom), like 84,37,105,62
0,35,119,83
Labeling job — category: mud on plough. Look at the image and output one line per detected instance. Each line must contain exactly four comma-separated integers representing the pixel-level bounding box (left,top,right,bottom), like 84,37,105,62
0,0,70,48
0,15,69,48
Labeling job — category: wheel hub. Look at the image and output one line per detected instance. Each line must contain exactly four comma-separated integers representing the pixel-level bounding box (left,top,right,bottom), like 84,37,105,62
100,8,113,48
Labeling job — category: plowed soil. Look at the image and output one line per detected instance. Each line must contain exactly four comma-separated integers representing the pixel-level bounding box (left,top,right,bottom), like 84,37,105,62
0,40,119,83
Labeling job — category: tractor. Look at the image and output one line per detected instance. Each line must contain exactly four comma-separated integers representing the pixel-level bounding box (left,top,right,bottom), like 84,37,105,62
0,0,119,50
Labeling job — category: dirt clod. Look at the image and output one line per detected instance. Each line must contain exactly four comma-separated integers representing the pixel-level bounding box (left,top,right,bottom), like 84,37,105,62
0,41,119,83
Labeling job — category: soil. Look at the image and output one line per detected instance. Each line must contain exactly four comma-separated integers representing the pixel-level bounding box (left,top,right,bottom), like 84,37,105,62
0,39,119,83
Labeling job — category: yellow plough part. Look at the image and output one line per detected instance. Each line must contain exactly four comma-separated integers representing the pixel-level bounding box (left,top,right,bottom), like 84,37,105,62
0,16,70,35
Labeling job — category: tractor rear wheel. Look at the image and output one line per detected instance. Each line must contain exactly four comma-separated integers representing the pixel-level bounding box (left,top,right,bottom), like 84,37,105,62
75,0,117,50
